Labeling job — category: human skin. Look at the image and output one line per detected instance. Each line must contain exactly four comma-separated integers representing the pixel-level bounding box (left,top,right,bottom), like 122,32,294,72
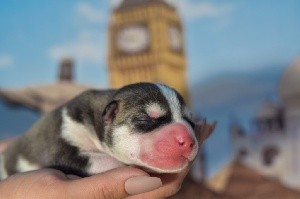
0,138,190,199
0,138,16,154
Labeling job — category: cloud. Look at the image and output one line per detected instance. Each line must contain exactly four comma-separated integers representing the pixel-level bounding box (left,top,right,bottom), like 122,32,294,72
49,2,108,65
110,0,122,8
76,2,104,23
168,0,235,22
0,54,13,68
49,31,104,65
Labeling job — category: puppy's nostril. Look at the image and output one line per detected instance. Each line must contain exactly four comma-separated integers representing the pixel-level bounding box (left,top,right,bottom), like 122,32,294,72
179,140,185,146
177,138,194,148
175,133,194,150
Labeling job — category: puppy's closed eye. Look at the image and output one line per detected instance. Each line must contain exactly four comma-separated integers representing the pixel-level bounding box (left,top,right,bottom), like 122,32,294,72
133,115,171,132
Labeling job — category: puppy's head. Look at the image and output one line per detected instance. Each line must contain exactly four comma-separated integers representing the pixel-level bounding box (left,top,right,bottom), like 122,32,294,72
102,83,198,173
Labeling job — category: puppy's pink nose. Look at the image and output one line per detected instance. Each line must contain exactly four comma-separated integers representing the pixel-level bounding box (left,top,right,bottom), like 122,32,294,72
155,123,197,159
168,123,195,157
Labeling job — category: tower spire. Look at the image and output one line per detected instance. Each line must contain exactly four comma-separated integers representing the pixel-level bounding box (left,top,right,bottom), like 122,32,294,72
117,0,172,10
58,58,74,82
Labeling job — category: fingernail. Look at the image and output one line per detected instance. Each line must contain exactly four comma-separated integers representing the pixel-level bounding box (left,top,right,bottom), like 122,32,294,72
125,176,162,195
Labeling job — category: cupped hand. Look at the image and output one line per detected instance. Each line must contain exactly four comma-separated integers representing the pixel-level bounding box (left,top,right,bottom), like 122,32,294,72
0,165,190,199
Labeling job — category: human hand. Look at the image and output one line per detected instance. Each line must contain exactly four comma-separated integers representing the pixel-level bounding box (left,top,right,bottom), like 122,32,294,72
0,165,191,199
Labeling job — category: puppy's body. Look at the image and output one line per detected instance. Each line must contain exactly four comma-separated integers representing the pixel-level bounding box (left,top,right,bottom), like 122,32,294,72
1,89,116,178
0,83,201,180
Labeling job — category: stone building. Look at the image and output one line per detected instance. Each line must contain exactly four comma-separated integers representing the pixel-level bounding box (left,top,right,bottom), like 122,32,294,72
231,57,300,189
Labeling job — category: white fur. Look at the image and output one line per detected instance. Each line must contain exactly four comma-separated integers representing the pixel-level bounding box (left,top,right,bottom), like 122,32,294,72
84,152,125,175
106,125,140,164
146,103,166,118
0,154,8,180
61,108,104,152
156,84,182,121
16,155,40,173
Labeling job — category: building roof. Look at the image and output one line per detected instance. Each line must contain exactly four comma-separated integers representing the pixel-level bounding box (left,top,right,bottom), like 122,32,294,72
207,160,300,199
0,82,91,113
116,0,174,11
279,57,300,106
256,100,279,119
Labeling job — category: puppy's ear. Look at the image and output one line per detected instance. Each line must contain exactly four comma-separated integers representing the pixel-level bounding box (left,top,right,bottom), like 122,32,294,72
102,101,119,125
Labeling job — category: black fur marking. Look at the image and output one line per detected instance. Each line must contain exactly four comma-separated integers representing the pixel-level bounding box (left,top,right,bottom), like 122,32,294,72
67,100,85,123
113,83,172,113
53,137,89,175
105,128,114,147
49,165,89,177
183,116,195,129
174,89,185,107
132,114,172,132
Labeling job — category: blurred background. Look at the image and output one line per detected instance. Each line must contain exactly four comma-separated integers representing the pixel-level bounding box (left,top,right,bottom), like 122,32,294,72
1,0,300,198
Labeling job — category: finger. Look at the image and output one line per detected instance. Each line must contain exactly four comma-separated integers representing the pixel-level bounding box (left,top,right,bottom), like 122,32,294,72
65,166,162,199
127,165,191,199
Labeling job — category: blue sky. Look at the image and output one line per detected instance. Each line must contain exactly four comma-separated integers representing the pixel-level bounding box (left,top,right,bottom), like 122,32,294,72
1,0,299,88
0,0,300,175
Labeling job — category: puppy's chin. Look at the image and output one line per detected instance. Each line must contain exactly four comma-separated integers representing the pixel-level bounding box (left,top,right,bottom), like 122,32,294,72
137,156,190,173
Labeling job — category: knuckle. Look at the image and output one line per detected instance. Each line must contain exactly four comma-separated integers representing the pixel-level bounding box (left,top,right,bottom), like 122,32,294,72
97,184,119,199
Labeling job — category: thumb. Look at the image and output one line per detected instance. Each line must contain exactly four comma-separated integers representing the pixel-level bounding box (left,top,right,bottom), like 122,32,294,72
66,167,162,199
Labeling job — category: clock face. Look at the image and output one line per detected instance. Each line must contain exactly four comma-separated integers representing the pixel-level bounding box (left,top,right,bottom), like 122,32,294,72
168,26,183,51
117,25,149,54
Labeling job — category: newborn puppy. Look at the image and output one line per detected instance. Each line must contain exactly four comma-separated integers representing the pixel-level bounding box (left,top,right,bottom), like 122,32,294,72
0,83,215,179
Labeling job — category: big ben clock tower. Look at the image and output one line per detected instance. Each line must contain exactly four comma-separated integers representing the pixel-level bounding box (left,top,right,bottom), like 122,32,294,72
107,0,189,101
